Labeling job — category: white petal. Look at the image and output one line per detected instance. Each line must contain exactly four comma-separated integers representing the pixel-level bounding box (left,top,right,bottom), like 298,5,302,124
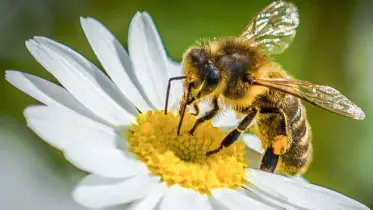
244,147,263,170
25,105,147,177
160,185,212,210
166,60,184,113
128,12,171,110
26,37,137,126
209,197,231,210
64,144,147,178
5,70,108,125
211,188,274,210
73,174,159,209
128,183,167,210
212,108,239,128
292,176,309,183
142,13,183,108
243,134,264,154
80,17,155,112
194,99,210,116
245,169,369,210
24,105,115,150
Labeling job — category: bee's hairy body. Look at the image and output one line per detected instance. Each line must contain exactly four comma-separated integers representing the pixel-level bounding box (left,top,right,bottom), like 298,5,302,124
183,37,312,175
176,0,363,177
252,90,313,176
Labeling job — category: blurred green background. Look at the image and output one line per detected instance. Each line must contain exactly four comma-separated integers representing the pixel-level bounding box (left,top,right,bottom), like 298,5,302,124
0,0,372,209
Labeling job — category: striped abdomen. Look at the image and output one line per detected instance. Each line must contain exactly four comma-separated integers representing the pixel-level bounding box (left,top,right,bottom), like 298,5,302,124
279,101,313,176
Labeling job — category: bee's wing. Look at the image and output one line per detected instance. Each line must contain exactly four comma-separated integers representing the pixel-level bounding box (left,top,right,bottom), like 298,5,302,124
254,78,366,120
240,1,299,55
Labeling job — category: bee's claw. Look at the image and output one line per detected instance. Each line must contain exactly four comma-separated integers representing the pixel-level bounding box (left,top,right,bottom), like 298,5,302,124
206,146,223,156
206,151,215,156
188,125,198,135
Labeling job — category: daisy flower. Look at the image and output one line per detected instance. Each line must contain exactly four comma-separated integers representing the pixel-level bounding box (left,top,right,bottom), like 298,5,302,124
6,12,369,210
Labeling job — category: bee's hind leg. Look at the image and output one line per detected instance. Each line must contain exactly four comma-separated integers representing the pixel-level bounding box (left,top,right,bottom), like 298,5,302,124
260,148,279,173
206,108,257,156
259,108,290,173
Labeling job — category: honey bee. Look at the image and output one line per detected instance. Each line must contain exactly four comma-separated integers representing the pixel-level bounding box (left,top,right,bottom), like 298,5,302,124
164,1,365,175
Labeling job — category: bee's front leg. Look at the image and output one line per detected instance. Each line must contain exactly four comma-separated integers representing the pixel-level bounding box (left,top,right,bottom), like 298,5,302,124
189,97,218,135
191,103,200,116
206,108,258,156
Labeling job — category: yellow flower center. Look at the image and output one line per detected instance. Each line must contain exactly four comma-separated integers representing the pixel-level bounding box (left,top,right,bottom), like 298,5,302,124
127,110,248,194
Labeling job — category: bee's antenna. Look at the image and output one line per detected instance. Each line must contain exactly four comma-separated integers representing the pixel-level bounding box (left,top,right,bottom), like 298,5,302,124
177,84,191,136
164,76,186,115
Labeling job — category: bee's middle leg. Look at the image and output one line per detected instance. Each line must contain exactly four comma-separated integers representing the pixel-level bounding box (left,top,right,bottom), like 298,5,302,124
189,97,219,135
206,108,258,156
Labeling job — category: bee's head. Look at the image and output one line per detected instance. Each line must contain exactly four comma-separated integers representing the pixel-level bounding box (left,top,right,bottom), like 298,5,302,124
182,48,220,104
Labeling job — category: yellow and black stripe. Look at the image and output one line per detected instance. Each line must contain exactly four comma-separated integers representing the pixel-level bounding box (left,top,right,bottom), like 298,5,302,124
279,103,312,176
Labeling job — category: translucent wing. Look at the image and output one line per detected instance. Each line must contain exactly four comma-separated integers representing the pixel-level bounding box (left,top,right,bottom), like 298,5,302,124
254,78,366,120
240,1,299,55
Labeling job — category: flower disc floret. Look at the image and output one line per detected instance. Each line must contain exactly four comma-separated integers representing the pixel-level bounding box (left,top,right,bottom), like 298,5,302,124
127,111,248,194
